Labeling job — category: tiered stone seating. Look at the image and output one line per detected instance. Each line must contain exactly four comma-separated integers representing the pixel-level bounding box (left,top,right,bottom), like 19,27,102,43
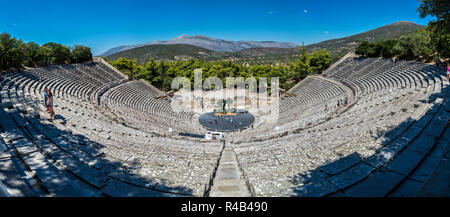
101,80,203,135
0,56,447,197
232,75,351,140
232,57,448,197
0,63,223,197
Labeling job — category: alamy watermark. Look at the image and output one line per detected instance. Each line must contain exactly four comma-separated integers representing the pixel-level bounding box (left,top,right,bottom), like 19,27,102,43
170,69,280,123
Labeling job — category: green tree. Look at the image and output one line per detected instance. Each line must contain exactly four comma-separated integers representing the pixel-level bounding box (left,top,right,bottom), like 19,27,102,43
418,0,450,58
291,44,311,81
394,30,433,59
376,39,399,58
0,32,93,70
23,42,50,67
355,41,369,57
0,32,25,70
111,57,134,78
309,49,332,73
162,76,173,91
71,45,93,63
43,42,71,65
299,43,309,63
427,23,450,58
418,0,450,21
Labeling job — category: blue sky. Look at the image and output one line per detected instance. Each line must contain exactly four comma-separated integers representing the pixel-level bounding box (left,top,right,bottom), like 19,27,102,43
0,0,433,55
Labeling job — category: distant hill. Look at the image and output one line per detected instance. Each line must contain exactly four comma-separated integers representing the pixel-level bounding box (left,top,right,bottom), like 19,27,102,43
305,21,425,57
101,35,298,56
233,21,426,63
105,21,425,65
105,44,231,63
101,44,145,57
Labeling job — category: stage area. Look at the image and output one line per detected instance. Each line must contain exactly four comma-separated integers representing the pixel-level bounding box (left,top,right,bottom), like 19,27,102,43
199,111,255,132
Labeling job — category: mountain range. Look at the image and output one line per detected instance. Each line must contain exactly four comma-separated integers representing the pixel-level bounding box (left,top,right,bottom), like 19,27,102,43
101,35,298,56
103,21,425,65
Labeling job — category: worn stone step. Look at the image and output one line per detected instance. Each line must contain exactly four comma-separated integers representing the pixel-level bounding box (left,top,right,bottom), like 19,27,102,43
210,185,251,197
102,179,180,197
213,178,245,187
386,149,425,175
389,179,424,197
0,158,33,196
43,144,108,188
416,158,450,196
343,169,403,197
20,151,87,197
216,168,241,179
327,163,375,190
220,162,238,167
211,185,248,192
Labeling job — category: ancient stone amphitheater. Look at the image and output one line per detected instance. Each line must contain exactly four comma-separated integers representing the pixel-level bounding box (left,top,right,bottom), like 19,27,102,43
0,55,448,197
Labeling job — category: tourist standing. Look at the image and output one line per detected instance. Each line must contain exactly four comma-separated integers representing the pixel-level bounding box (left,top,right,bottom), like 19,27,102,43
48,91,55,120
44,88,49,111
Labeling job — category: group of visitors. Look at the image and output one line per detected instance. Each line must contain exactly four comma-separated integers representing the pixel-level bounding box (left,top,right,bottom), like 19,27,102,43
44,88,55,120
337,98,348,107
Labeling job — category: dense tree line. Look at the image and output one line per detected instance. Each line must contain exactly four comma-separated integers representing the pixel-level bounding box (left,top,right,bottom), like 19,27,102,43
355,29,433,59
418,0,450,59
0,32,93,71
356,0,449,61
104,46,331,91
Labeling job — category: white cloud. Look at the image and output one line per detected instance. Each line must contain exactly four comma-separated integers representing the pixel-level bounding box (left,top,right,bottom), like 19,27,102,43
325,31,329,34
268,11,274,15
303,9,308,13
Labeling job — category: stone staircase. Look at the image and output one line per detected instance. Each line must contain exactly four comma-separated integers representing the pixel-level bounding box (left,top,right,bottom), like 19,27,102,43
209,144,251,197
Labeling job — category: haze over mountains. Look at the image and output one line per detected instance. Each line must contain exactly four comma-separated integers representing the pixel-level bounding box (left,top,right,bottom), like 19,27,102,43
101,35,299,56
104,21,425,65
